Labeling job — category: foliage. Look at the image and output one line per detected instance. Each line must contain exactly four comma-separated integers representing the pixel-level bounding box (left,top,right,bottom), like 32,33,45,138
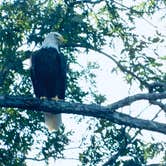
79,120,166,166
0,0,166,165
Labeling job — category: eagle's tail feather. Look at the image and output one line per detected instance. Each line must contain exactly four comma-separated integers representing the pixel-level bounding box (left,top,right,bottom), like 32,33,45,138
44,113,62,131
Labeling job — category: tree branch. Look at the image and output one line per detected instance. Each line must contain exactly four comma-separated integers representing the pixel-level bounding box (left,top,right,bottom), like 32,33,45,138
66,44,166,94
102,128,140,166
65,43,150,88
109,92,166,112
0,94,166,134
70,0,103,6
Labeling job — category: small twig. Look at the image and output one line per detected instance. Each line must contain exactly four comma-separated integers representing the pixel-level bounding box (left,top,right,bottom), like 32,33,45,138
152,109,162,121
150,100,166,113
25,157,45,161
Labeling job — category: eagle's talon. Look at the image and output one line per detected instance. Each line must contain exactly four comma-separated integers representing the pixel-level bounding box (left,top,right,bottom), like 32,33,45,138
40,96,47,100
51,96,59,101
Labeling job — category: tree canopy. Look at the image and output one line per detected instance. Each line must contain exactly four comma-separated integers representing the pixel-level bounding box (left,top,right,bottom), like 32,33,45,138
0,0,166,165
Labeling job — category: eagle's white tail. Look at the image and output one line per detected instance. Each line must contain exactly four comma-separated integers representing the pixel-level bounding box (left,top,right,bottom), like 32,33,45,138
44,113,62,131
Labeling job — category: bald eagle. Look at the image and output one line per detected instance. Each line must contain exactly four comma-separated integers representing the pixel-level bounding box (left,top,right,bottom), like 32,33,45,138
30,32,67,130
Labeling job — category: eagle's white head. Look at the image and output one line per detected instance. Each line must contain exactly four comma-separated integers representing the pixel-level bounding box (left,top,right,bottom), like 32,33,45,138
42,32,64,53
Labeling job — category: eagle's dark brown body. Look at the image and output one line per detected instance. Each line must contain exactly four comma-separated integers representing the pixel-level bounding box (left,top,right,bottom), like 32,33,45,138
30,48,67,100
30,47,67,130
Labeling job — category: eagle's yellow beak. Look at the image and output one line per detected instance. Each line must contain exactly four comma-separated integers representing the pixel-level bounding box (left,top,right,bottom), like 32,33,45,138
59,36,67,44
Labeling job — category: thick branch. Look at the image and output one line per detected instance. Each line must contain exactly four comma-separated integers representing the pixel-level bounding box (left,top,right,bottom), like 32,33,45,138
109,92,166,112
0,94,166,134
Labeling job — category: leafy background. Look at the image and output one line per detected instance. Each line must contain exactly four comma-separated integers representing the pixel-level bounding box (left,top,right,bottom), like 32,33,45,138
0,0,166,165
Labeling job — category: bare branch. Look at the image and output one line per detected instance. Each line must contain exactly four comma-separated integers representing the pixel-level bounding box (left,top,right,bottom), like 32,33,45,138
0,94,166,134
65,43,150,88
66,44,166,94
71,0,103,6
102,153,119,166
150,100,166,113
109,92,166,112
